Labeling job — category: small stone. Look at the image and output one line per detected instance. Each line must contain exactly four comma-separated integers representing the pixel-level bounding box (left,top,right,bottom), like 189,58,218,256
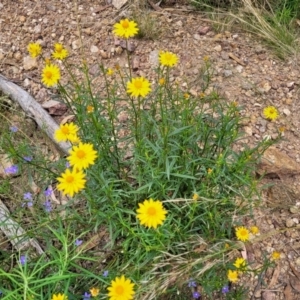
292,218,299,224
290,206,299,214
112,0,128,9
19,16,26,22
262,291,276,300
244,126,253,136
263,82,271,92
285,98,293,105
34,24,41,33
295,257,300,266
255,45,264,54
193,34,201,41
90,45,99,53
132,57,139,70
118,111,129,123
23,56,37,70
221,51,229,60
283,108,291,116
175,20,183,27
287,82,294,88
99,50,108,59
241,82,252,90
24,78,30,87
223,70,232,77
14,52,22,61
199,26,210,35
214,45,222,52
286,218,294,228
149,50,159,68
236,65,243,73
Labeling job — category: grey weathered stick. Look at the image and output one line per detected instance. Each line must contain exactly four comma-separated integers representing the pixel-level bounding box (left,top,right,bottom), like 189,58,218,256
0,74,71,154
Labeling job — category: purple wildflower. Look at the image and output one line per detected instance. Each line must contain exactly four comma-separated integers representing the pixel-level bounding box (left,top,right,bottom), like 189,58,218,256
23,156,33,162
65,161,71,168
75,239,83,246
43,200,52,212
10,126,18,133
221,285,230,294
44,187,53,197
82,292,91,300
4,165,18,175
20,255,26,265
188,279,197,288
23,192,33,200
22,200,33,208
193,291,200,299
103,270,109,277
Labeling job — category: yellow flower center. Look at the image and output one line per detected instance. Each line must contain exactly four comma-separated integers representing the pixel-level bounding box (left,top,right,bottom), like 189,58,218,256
165,53,172,61
66,175,74,183
45,71,53,79
147,207,156,216
56,44,63,52
61,127,70,134
240,229,247,236
134,81,143,89
121,20,129,29
76,150,86,159
116,285,124,295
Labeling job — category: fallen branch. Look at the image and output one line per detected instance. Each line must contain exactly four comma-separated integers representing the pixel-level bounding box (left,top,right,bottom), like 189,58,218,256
0,74,71,154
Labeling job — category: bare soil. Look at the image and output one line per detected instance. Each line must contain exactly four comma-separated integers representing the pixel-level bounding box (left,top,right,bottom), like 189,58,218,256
1,0,300,299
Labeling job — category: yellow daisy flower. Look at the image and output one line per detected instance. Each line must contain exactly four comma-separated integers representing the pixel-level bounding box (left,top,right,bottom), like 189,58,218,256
263,106,278,121
136,198,167,229
159,78,165,86
271,251,281,260
159,51,178,67
41,64,60,87
235,226,250,242
27,42,42,58
52,43,69,60
51,293,68,300
90,287,100,297
113,19,139,39
67,142,98,170
107,275,135,300
57,168,86,197
227,270,239,283
192,193,200,201
250,226,259,235
54,122,79,143
127,77,151,98
87,105,94,113
106,68,114,76
233,257,246,270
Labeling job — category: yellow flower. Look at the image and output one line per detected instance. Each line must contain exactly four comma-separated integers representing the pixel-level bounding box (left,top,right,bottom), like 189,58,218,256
67,142,98,170
107,275,135,300
27,42,42,58
207,168,212,174
233,258,246,270
41,64,60,87
52,43,69,60
45,57,51,65
227,270,239,283
235,226,250,242
127,77,151,98
54,122,79,143
203,55,210,62
113,19,139,39
184,93,189,99
271,251,281,260
51,294,68,300
159,51,178,67
136,198,167,229
192,193,200,201
250,226,259,235
159,78,165,86
57,168,86,197
263,106,278,121
106,68,114,76
87,105,94,113
90,287,100,297
199,92,205,98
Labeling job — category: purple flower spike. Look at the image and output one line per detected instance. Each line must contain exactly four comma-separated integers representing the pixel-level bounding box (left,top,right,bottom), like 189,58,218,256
83,292,91,300
23,192,33,200
43,200,52,212
4,165,18,175
193,291,200,299
75,239,83,246
44,187,53,197
188,279,197,288
10,126,18,133
23,156,33,162
20,255,26,265
222,285,230,294
103,270,109,277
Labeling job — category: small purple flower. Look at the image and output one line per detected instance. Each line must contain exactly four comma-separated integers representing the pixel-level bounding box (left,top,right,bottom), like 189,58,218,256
103,270,109,277
22,200,33,208
221,285,230,294
4,165,18,175
44,187,53,197
10,126,18,133
75,239,83,246
82,292,91,300
23,192,33,200
43,200,52,212
188,279,197,288
65,161,71,168
23,156,33,162
193,291,200,299
20,255,26,265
